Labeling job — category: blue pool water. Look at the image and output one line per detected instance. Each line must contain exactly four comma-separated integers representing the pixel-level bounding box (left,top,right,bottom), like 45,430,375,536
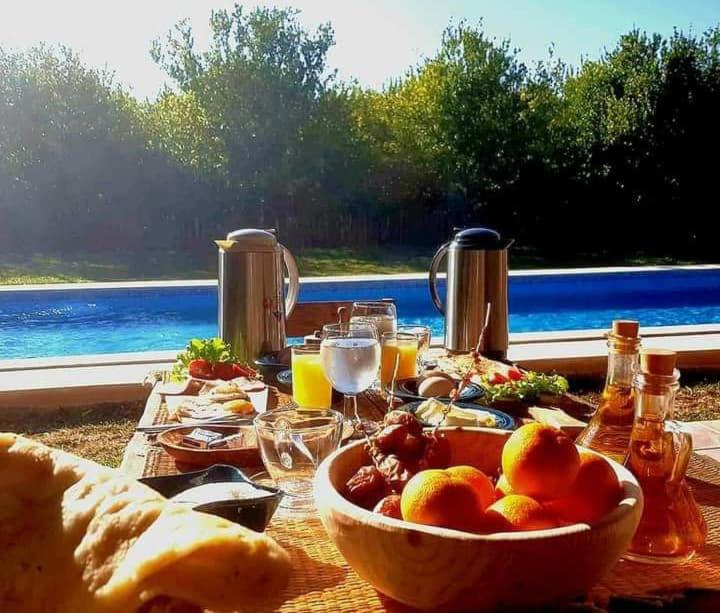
1,268,719,359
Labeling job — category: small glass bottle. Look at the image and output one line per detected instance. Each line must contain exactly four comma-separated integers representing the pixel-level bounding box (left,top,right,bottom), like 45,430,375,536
576,320,640,463
624,349,706,563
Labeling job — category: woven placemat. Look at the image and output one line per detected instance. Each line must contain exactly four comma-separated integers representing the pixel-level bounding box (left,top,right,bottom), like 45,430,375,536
137,449,720,611
138,383,720,610
255,454,720,612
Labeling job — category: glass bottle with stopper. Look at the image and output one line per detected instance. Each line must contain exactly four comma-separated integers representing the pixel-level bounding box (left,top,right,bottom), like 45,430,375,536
623,349,706,563
576,320,641,463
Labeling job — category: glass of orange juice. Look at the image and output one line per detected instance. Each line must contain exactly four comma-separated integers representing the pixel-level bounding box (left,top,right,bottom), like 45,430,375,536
380,331,418,388
292,345,332,409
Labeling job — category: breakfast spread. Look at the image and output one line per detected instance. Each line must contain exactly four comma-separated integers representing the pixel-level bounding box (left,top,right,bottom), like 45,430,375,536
0,434,290,612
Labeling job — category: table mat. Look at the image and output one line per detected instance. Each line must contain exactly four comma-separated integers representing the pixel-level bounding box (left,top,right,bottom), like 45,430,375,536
136,378,720,611
138,446,720,611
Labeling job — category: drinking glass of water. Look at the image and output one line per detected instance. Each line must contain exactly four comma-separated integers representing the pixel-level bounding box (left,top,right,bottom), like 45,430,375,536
320,322,381,435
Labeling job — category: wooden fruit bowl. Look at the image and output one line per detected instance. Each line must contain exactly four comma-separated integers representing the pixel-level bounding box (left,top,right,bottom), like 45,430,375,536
314,428,643,611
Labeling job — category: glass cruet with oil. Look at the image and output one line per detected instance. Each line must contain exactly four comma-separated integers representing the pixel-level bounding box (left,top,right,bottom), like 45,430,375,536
576,320,640,463
624,349,706,563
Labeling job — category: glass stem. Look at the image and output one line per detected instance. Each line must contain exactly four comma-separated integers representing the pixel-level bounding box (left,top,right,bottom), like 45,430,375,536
343,394,359,423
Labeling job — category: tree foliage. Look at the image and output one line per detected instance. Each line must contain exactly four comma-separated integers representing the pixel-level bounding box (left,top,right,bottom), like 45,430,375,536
1,6,720,261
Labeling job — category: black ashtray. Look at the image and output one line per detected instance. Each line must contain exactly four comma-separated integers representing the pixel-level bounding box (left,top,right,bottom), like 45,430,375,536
139,464,282,532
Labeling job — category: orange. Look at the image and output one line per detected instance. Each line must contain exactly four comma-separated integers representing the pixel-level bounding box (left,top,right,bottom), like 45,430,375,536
445,466,495,510
544,450,622,524
494,474,514,498
501,423,580,500
400,467,491,532
484,494,557,532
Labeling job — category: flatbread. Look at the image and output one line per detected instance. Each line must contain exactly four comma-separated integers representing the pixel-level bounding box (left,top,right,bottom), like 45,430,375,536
0,434,290,612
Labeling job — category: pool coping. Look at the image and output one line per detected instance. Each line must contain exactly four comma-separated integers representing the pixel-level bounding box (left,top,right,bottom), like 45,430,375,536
1,263,718,292
2,328,719,410
0,323,718,373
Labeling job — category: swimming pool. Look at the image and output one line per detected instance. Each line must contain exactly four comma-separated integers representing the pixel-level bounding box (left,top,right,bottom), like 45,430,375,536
1,267,719,359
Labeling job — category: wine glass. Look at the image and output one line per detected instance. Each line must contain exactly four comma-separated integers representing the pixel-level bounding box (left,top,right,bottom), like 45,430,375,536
350,301,397,338
320,322,381,436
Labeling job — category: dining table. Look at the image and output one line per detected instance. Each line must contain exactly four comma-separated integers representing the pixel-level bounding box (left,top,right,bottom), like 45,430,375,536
121,361,720,612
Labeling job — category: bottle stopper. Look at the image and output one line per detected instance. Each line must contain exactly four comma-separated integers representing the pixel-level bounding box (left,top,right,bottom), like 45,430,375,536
640,349,676,376
612,319,639,339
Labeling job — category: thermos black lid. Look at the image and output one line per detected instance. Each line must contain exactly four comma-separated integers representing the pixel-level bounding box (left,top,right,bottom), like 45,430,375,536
451,227,513,250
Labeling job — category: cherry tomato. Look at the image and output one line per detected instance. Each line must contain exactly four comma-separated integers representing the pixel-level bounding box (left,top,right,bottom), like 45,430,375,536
506,366,524,381
488,371,509,385
188,358,213,379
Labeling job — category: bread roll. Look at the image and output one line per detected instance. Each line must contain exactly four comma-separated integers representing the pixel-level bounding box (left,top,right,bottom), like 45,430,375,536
0,434,290,612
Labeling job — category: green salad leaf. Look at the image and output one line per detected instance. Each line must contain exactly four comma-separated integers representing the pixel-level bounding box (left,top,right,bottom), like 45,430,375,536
481,371,569,403
170,337,237,380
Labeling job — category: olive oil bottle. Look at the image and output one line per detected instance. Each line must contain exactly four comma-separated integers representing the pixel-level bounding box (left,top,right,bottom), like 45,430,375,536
576,320,640,463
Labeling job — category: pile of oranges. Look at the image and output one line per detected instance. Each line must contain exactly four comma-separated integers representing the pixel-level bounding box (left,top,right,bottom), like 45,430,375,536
399,423,622,533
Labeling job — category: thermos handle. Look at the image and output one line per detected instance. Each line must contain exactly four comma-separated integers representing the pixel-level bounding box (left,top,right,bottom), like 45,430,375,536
281,244,300,316
428,241,449,314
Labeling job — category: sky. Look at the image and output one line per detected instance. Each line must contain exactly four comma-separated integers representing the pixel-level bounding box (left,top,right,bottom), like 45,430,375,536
0,0,718,100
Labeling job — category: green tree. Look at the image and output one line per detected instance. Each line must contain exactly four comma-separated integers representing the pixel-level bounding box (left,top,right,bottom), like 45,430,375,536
151,5,339,237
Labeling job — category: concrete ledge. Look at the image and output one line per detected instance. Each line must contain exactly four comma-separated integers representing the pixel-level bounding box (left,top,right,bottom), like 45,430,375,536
511,333,720,376
0,362,161,410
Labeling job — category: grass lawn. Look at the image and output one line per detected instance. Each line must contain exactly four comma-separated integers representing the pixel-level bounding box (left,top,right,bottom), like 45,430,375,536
0,249,711,285
0,402,143,467
2,378,719,467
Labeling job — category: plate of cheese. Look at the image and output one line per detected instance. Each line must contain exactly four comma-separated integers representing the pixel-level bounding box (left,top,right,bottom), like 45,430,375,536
404,398,516,430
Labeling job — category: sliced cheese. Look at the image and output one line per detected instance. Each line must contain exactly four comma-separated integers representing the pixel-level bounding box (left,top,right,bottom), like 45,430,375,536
416,398,497,428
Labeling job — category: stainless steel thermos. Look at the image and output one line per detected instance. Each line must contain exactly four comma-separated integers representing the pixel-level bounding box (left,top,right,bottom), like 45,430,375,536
216,228,299,362
429,227,513,358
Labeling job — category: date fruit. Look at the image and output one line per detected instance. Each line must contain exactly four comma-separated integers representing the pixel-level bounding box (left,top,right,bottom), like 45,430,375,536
345,465,388,509
373,494,403,519
417,432,452,470
378,454,415,493
384,410,423,438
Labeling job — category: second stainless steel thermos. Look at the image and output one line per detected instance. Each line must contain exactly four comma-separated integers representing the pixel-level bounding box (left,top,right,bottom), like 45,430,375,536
429,227,513,358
